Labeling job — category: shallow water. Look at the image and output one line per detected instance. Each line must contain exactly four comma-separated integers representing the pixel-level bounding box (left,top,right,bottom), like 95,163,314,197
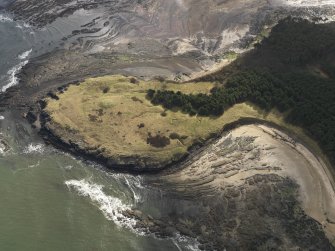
0,11,197,251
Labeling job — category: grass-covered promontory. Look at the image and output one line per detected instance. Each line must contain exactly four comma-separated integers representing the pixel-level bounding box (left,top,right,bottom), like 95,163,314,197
43,75,301,170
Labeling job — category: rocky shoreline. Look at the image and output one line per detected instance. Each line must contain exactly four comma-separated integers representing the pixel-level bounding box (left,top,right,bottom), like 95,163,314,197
122,174,335,250
30,86,309,174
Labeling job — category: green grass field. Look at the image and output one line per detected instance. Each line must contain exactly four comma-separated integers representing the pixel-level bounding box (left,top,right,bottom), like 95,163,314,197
45,75,323,167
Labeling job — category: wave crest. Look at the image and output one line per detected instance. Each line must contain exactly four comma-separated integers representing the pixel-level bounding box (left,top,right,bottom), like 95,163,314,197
1,60,28,92
23,143,44,154
18,49,32,60
65,179,138,230
0,14,13,23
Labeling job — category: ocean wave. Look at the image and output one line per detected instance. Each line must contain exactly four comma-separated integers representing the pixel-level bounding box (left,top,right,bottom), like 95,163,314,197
104,172,144,204
28,161,40,168
0,136,10,155
66,179,202,249
18,49,32,60
123,175,143,203
65,179,138,230
281,0,335,6
0,13,32,28
16,22,32,30
175,234,201,251
1,59,28,92
0,14,13,23
23,143,45,154
63,165,73,170
0,143,7,154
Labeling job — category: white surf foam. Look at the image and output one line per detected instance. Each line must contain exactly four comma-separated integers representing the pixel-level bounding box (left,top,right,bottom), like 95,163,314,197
175,233,201,251
23,22,31,28
0,116,4,120
18,49,32,60
65,179,138,230
28,161,40,168
270,0,335,6
0,13,33,32
63,165,73,170
123,175,143,203
23,143,45,154
0,14,13,23
65,178,204,249
1,59,28,92
16,22,32,30
0,144,6,154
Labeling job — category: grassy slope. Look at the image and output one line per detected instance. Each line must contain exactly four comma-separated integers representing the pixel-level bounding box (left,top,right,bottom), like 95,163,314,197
45,75,320,167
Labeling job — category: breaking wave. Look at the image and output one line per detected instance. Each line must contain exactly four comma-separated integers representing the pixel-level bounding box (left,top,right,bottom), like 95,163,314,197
65,178,201,250
0,14,13,23
23,143,45,154
173,233,201,251
65,179,138,230
123,175,143,204
0,142,7,154
1,49,32,92
1,59,28,92
0,13,31,29
18,49,32,60
276,0,335,6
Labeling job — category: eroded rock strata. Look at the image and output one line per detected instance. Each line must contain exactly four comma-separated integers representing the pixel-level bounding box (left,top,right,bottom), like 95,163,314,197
134,175,333,250
147,125,335,250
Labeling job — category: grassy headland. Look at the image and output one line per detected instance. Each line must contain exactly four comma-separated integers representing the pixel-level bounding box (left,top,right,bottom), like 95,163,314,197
43,75,307,170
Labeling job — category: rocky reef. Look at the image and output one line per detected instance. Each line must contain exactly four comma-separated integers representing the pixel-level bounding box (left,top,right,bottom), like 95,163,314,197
144,124,335,250
131,174,333,250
